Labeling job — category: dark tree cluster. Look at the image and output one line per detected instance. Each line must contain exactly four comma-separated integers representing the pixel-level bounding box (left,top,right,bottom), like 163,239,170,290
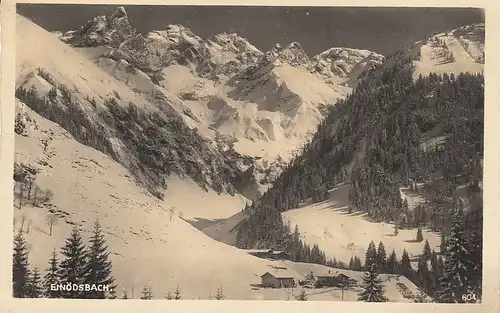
235,50,483,302
16,71,240,199
12,220,116,299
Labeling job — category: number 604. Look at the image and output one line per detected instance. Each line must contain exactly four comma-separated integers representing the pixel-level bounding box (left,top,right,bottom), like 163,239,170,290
461,293,477,302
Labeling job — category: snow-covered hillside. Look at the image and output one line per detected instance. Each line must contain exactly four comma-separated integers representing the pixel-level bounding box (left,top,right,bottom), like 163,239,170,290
54,7,384,198
17,14,239,200
12,101,423,301
412,23,484,79
281,184,441,267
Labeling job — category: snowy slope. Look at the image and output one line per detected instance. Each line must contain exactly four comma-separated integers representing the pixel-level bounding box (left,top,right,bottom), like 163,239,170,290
281,184,441,267
17,14,239,201
413,23,484,79
54,7,384,198
13,100,268,299
14,102,425,300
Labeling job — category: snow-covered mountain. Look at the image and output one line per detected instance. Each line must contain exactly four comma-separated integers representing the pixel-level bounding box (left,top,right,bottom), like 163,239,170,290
14,12,428,301
54,7,385,198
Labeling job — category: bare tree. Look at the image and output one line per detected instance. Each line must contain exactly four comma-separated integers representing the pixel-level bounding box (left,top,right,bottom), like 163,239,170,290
32,186,41,207
17,181,26,209
20,215,27,232
26,218,32,234
45,214,58,236
169,207,176,222
26,175,35,201
42,189,54,204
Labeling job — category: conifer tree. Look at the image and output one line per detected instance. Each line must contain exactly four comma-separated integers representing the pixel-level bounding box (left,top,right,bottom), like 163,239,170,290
422,239,432,261
43,249,61,298
174,285,182,300
355,256,363,271
297,289,308,301
349,256,355,270
122,291,128,299
438,207,474,303
416,227,424,242
430,250,441,296
13,230,30,298
386,250,398,274
357,264,388,302
83,219,115,299
440,230,446,253
26,267,43,298
365,241,378,271
165,292,173,300
140,286,153,299
400,249,413,279
215,286,225,300
58,226,88,298
376,241,387,273
417,256,431,294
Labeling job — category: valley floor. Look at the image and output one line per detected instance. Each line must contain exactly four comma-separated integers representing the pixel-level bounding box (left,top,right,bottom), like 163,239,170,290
282,184,441,267
14,101,424,301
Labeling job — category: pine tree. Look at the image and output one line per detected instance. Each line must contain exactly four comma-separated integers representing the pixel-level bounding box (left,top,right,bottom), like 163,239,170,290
422,239,432,261
364,241,378,271
140,286,153,299
43,249,61,298
440,230,446,254
58,226,88,298
26,267,43,298
416,227,424,242
215,286,224,300
13,230,30,298
417,256,431,294
174,285,182,300
357,264,388,302
376,241,387,273
297,289,308,301
430,250,441,296
83,220,115,299
438,207,474,303
165,292,173,300
348,256,355,270
122,291,128,299
386,250,398,274
400,249,413,279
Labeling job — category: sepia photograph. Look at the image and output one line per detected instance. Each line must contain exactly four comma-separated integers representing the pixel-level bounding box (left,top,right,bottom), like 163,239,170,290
11,4,484,302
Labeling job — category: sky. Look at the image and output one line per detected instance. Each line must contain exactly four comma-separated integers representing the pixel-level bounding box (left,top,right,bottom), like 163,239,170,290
17,5,484,56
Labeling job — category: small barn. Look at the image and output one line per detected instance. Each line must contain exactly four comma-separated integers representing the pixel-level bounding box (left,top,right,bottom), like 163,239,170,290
269,250,291,261
303,270,354,288
246,249,273,259
261,272,296,288
244,248,291,261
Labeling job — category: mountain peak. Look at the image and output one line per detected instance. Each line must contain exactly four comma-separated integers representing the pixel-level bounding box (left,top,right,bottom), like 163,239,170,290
58,6,134,48
277,41,309,66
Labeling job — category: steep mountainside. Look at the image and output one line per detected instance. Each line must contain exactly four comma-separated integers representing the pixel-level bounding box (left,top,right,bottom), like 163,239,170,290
225,25,483,301
17,14,238,200
54,7,385,198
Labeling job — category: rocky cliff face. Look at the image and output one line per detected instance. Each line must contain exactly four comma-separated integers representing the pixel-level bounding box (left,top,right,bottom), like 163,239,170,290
53,7,386,198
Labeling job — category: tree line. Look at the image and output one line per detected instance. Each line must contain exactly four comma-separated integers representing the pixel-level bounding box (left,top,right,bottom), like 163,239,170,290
13,220,115,299
16,67,239,200
234,48,483,302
